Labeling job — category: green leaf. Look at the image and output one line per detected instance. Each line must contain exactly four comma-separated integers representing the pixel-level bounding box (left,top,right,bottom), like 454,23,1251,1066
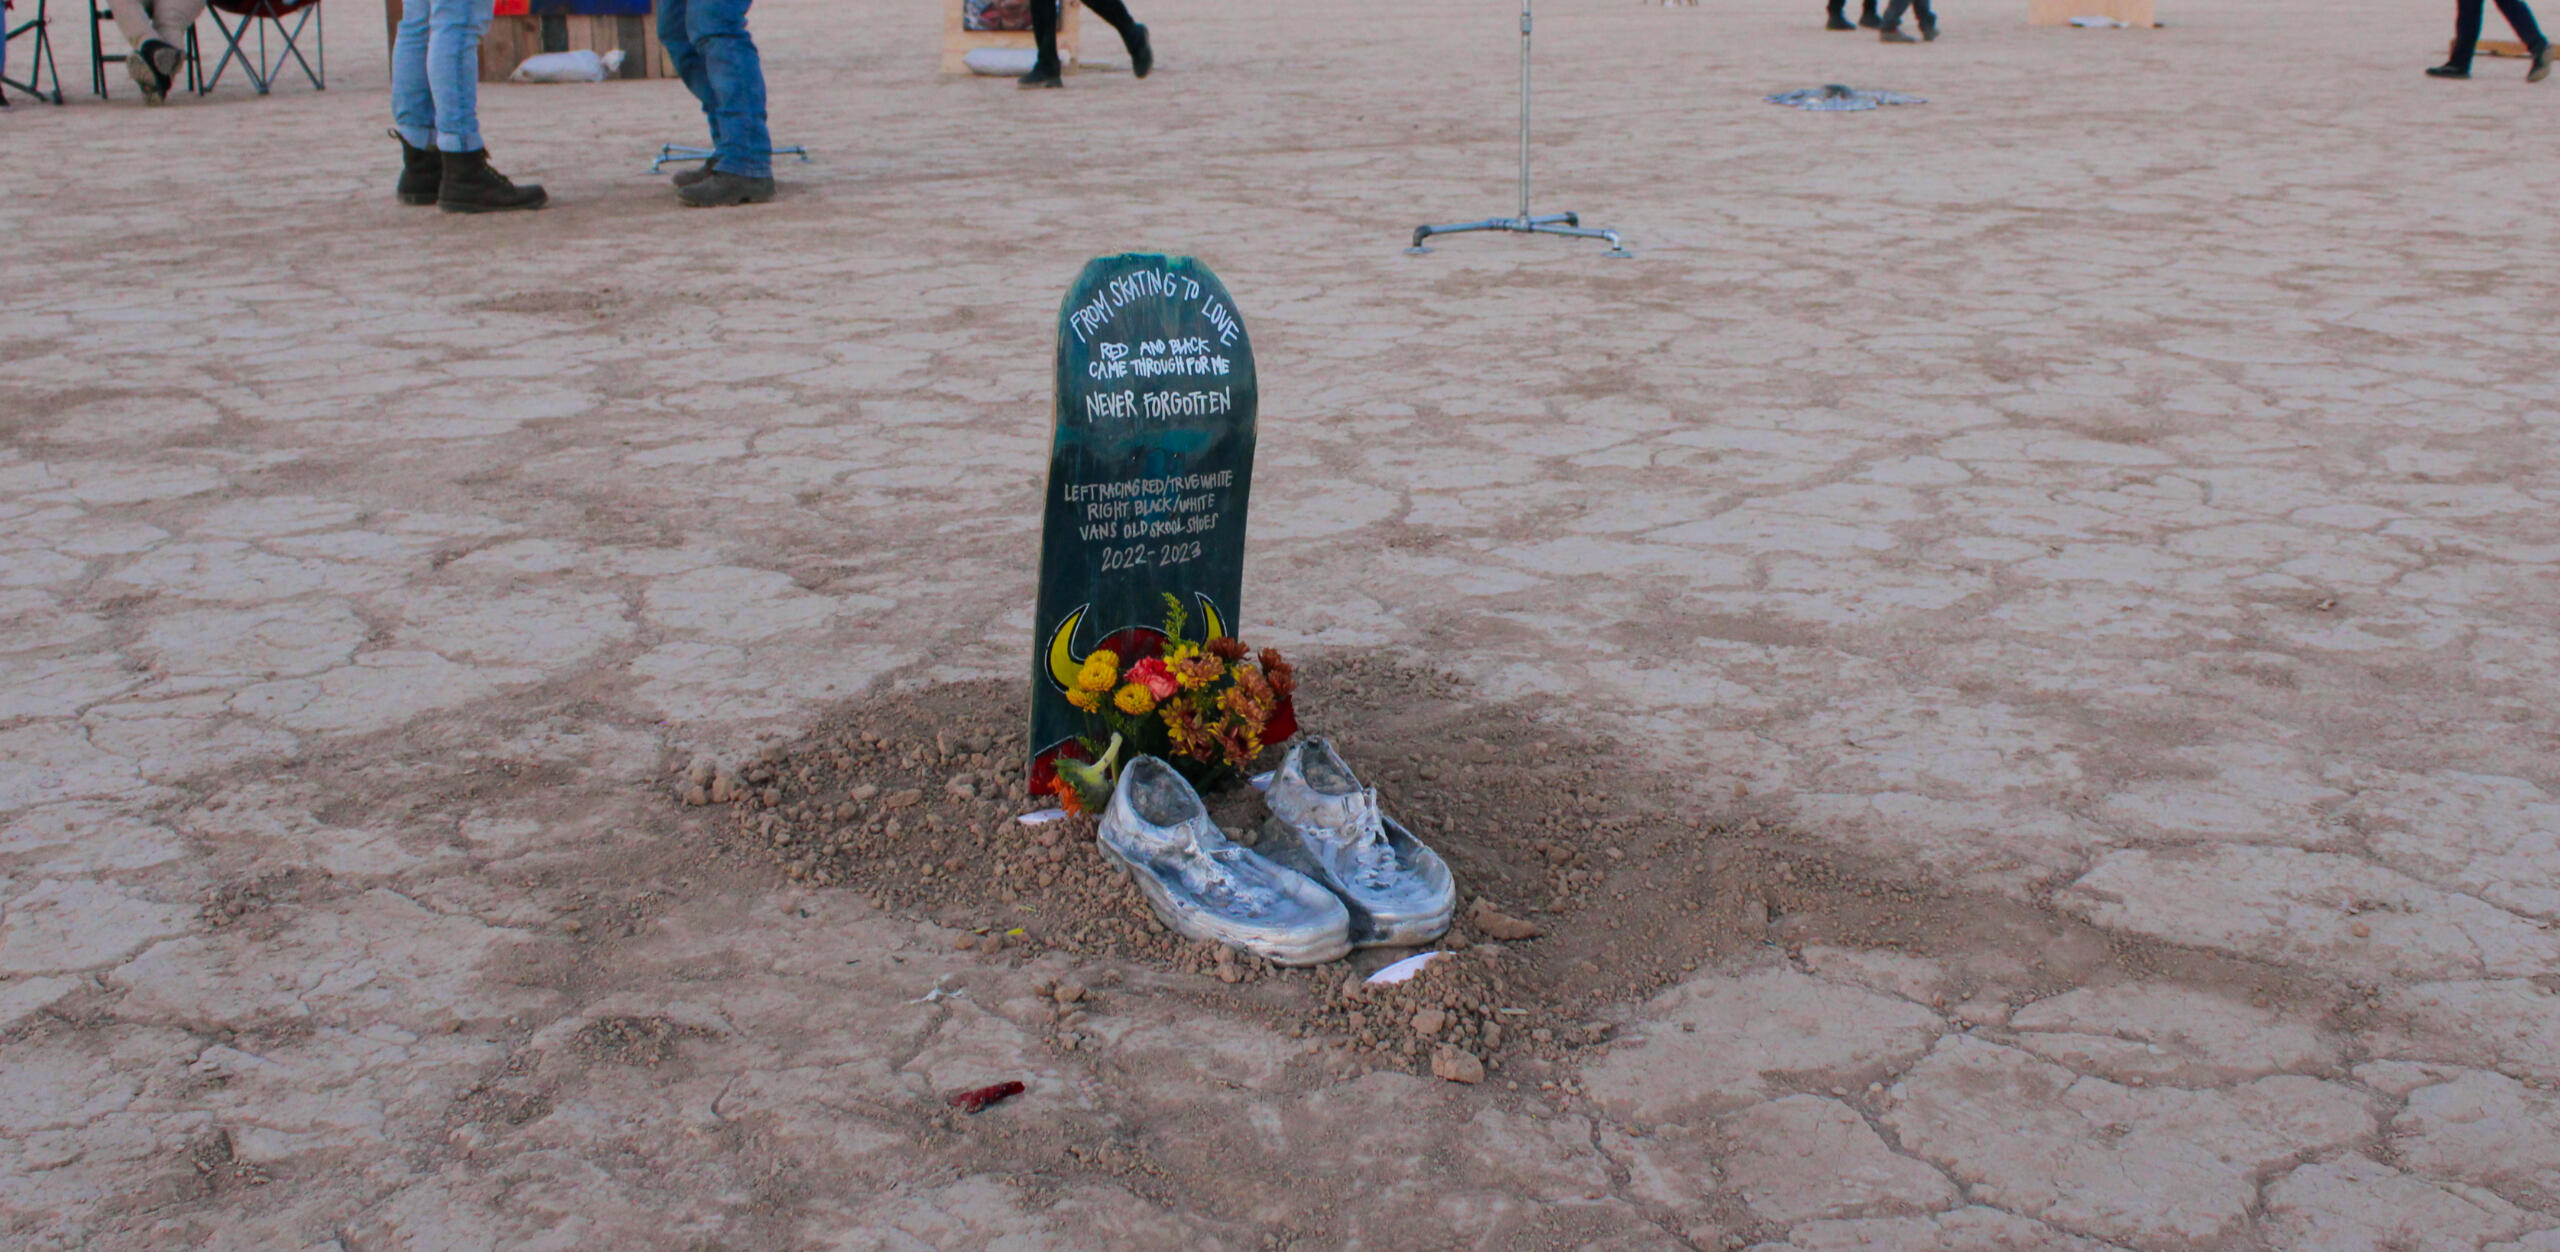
1055,732,1123,813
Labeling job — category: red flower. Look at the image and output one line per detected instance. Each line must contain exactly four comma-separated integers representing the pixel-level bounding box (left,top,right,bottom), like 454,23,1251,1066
1126,656,1179,701
1264,695,1298,744
1206,635,1249,663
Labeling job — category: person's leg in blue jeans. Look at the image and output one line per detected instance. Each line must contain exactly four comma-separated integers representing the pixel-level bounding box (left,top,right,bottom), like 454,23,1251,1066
657,0,724,184
389,0,545,210
664,0,774,205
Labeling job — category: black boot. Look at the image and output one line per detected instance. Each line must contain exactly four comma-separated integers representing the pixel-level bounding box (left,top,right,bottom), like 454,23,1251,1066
2531,41,2551,82
1126,23,1153,77
1919,18,1938,39
1859,1,1881,27
1017,59,1063,88
1880,25,1915,41
2425,62,2470,78
438,149,548,214
677,169,776,207
392,131,441,206
1826,1,1855,29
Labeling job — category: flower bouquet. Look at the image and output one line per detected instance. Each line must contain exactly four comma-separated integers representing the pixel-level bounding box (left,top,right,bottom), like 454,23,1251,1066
1049,595,1297,814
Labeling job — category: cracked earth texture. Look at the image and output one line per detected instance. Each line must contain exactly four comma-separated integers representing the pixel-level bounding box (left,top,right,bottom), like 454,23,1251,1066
4,0,2558,1247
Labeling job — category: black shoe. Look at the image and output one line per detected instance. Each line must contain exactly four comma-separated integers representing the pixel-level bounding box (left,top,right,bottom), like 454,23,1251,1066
1017,60,1063,88
1859,6,1882,27
671,161,717,189
128,38,178,105
677,170,776,207
391,130,441,205
1126,23,1153,78
1920,20,1938,39
2531,42,2551,82
2425,62,2470,78
1880,26,1916,41
438,149,548,213
1826,13,1856,29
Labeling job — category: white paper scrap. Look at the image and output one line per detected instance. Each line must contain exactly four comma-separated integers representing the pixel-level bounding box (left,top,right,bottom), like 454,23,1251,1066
1365,951,1447,986
1017,808,1070,825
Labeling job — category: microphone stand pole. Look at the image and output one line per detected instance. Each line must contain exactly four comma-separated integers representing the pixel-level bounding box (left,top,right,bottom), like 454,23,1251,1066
1408,0,1630,258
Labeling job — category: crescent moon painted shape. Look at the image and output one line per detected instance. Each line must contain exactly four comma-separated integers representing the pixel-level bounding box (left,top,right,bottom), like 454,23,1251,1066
1046,604,1089,690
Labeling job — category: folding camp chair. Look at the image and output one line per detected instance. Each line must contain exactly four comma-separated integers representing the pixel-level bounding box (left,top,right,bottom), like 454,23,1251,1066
198,0,320,94
87,0,199,97
5,0,68,103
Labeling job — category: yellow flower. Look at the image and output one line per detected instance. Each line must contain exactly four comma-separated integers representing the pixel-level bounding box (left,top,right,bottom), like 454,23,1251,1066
1076,650,1120,693
1114,683,1157,715
1066,687,1104,713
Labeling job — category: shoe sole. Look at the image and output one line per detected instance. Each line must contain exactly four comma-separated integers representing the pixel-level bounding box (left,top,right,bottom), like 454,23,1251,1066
2533,59,2551,82
126,51,167,105
679,190,776,207
439,196,550,214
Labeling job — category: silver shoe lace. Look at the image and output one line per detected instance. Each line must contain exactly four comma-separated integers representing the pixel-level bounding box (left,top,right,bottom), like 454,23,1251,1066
1337,788,1401,891
1176,840,1280,918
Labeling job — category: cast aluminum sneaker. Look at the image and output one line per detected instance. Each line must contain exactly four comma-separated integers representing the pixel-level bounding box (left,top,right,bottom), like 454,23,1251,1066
1260,738,1456,948
1097,755,1351,966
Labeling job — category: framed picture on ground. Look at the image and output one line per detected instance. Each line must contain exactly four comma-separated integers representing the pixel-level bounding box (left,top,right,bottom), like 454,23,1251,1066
964,0,1032,30
944,0,1078,72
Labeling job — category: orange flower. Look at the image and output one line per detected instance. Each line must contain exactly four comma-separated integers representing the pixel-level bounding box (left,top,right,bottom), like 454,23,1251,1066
1260,649,1295,700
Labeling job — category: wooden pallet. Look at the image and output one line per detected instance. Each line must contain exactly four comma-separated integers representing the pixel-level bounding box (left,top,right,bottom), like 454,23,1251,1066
2027,0,2157,27
943,0,1080,74
478,11,677,81
2475,39,2533,57
382,0,675,81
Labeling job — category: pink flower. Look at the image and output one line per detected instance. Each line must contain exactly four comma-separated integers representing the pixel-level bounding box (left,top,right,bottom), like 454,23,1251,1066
1126,656,1180,701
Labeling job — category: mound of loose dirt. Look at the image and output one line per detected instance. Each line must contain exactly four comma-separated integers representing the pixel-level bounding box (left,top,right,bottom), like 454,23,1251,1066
675,657,2031,1084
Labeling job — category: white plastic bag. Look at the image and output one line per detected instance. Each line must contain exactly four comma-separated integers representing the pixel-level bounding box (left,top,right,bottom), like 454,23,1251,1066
510,49,626,83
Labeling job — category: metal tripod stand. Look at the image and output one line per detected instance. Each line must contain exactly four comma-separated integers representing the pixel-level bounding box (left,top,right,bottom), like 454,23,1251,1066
1408,0,1630,258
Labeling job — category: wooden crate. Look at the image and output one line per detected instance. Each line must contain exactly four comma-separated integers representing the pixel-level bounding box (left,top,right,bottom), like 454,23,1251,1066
2027,0,2156,26
479,12,678,81
943,0,1080,74
384,0,677,80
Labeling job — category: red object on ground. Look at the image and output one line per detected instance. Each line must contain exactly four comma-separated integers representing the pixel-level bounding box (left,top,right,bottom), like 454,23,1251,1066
948,1081,1026,1114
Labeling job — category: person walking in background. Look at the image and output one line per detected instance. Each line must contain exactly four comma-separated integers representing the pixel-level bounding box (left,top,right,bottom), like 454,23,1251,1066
1825,0,1880,32
659,0,774,206
390,0,547,212
2428,0,2552,80
1017,0,1152,89
1877,0,1935,42
105,0,205,104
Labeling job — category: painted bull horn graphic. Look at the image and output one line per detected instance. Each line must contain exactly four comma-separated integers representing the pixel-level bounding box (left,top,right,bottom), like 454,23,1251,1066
1045,595,1229,691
